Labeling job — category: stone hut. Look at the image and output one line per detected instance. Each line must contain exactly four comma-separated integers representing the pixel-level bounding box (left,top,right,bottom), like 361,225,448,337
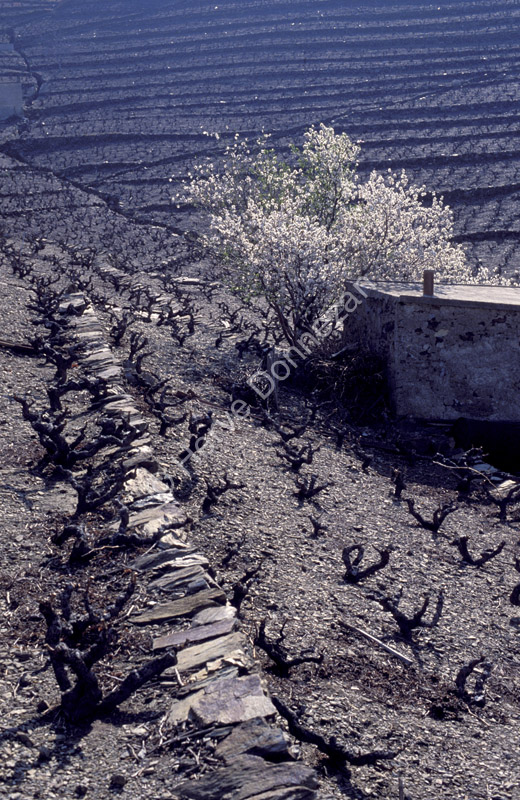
344,279,520,422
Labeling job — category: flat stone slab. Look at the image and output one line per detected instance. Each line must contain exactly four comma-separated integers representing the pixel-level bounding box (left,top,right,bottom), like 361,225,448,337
123,502,187,536
170,665,239,696
130,588,226,625
148,564,206,592
183,576,210,594
170,632,245,673
216,718,290,761
192,605,237,626
127,437,153,450
164,689,205,727
72,319,99,330
158,532,190,549
356,279,520,310
132,546,196,572
164,674,274,728
245,789,317,800
99,392,135,405
142,509,188,537
153,617,236,651
73,320,99,331
123,451,158,472
124,468,170,500
177,754,319,800
96,365,121,380
130,492,175,509
83,352,113,367
192,673,276,725
76,330,104,341
152,554,209,571
59,295,88,314
103,401,141,415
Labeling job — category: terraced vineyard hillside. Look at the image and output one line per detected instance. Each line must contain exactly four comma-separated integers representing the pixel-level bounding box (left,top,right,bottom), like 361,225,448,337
1,4,520,800
1,0,520,274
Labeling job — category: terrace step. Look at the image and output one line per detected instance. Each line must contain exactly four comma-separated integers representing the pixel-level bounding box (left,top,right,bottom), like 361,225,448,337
53,289,320,797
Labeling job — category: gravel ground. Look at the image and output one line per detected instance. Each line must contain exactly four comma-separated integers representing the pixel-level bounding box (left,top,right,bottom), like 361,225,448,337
111,279,520,800
0,249,518,800
0,3,519,798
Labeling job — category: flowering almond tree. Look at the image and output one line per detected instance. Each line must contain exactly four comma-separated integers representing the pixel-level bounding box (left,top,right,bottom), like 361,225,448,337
175,124,485,347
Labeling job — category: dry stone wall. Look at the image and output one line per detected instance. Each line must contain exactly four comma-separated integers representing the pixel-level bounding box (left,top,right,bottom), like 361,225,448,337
55,290,320,800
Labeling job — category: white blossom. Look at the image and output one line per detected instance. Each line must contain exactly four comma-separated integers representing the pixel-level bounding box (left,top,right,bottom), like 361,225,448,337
174,124,499,345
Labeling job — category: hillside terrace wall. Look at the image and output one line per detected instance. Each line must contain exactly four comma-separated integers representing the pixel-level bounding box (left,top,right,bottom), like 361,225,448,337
52,286,320,798
344,281,520,421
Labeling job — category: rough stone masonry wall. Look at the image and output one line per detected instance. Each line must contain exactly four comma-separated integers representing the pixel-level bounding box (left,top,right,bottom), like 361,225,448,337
343,285,399,410
344,283,520,421
393,299,520,421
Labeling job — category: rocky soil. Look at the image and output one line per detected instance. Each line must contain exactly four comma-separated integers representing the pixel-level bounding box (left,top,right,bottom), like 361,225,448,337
0,229,519,800
0,2,519,799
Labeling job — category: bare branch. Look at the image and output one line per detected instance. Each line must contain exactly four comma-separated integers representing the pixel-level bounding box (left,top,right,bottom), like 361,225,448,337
271,695,399,767
255,618,323,677
342,544,390,583
453,536,505,567
405,498,457,535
